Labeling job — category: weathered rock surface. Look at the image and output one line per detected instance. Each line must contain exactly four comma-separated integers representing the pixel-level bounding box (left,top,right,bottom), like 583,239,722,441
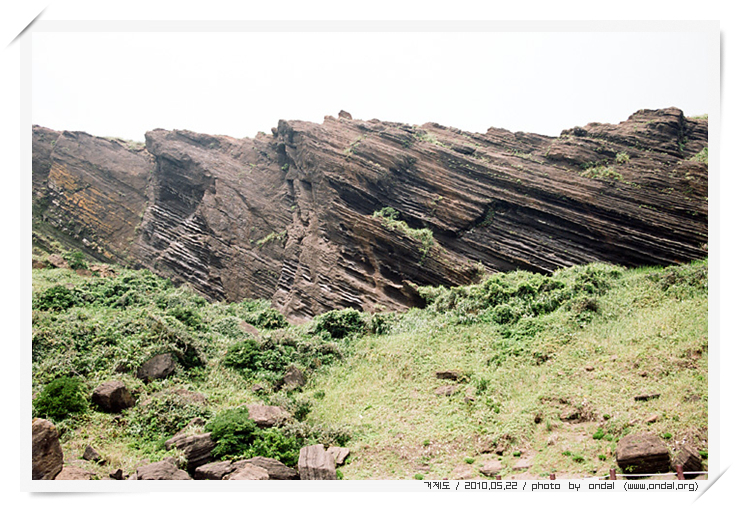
91,381,135,413
327,446,350,466
616,434,671,475
298,444,337,480
673,446,704,478
137,353,177,382
280,365,305,391
243,456,299,480
32,108,708,320
32,418,63,480
136,460,192,480
480,459,502,477
164,432,215,471
226,463,270,480
246,404,290,428
55,466,94,480
194,460,235,480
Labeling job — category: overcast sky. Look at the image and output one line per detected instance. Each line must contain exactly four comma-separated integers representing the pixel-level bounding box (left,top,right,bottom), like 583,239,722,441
32,29,713,142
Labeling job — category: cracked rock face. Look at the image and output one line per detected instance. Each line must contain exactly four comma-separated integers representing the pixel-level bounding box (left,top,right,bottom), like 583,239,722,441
32,108,708,321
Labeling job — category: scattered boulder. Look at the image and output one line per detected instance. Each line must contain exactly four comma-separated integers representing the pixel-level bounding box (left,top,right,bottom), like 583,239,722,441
137,353,177,382
338,110,353,120
136,460,192,480
82,445,103,463
91,381,135,413
109,468,124,480
298,444,336,480
327,447,350,466
634,393,661,401
281,365,306,391
194,461,235,480
434,385,458,396
32,259,47,269
513,456,532,471
480,459,502,477
435,370,462,381
164,432,215,471
452,464,475,479
585,366,595,372
616,434,671,475
646,415,659,424
246,404,290,428
243,457,299,480
559,407,581,422
673,446,703,478
226,463,270,480
32,418,63,480
172,388,207,404
55,466,94,480
46,254,69,269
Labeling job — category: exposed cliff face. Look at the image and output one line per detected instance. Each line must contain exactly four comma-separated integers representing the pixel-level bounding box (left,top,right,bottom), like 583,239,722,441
32,107,708,321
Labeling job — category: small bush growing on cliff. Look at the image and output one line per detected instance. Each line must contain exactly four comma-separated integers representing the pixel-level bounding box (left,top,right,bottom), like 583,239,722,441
64,250,88,270
33,285,79,311
33,376,87,421
127,393,211,441
205,407,259,459
223,338,262,372
313,308,367,339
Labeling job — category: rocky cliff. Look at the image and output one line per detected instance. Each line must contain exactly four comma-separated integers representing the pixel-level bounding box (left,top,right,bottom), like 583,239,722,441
32,107,708,321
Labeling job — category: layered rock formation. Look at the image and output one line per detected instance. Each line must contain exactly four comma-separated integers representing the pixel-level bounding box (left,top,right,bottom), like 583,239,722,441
32,107,708,321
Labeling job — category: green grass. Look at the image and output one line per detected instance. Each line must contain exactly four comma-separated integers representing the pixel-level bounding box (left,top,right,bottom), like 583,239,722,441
31,258,707,480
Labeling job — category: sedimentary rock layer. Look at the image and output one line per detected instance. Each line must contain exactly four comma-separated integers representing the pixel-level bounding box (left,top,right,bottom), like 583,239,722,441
32,107,708,320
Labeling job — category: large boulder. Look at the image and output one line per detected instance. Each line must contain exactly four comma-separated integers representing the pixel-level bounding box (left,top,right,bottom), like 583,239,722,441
226,463,270,480
32,418,63,480
280,366,305,391
91,381,135,413
246,404,290,428
137,353,177,382
82,445,103,463
616,434,671,475
194,461,235,480
243,456,298,480
135,460,192,480
480,459,502,477
164,432,215,471
298,444,336,480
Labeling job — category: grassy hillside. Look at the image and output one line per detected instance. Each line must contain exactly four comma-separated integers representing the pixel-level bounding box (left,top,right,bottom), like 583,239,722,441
30,256,708,479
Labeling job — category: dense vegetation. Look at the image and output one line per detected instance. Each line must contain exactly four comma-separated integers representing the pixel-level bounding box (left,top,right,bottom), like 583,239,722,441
31,254,708,479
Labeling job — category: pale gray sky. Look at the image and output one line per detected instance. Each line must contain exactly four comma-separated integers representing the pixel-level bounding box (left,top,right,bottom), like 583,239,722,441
32,30,712,142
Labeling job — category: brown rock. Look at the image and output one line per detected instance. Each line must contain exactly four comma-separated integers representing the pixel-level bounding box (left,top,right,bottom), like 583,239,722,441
91,381,135,413
55,466,94,480
634,393,661,401
32,418,63,480
46,254,69,269
109,468,124,480
164,432,215,471
246,404,290,428
434,385,458,396
194,461,235,480
137,353,177,382
82,445,103,463
616,434,671,475
239,320,261,338
585,366,595,372
452,464,475,479
480,459,502,477
136,460,192,480
226,463,270,480
513,456,532,471
281,365,305,391
327,446,350,466
435,370,462,381
338,110,353,120
243,456,299,480
646,414,659,424
673,446,704,478
298,444,336,480
559,407,581,422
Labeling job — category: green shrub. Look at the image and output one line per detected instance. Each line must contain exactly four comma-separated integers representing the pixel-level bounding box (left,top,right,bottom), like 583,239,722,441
64,250,88,270
313,309,367,339
223,339,262,372
34,285,79,311
252,308,288,330
33,376,87,421
127,393,210,441
593,428,605,440
205,407,259,459
245,427,302,467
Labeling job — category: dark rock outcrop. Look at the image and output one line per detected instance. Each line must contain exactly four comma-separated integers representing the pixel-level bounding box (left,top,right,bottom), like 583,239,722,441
137,353,177,382
242,457,299,480
246,404,290,428
91,381,135,413
164,432,215,471
135,459,192,480
32,108,708,320
616,433,671,475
